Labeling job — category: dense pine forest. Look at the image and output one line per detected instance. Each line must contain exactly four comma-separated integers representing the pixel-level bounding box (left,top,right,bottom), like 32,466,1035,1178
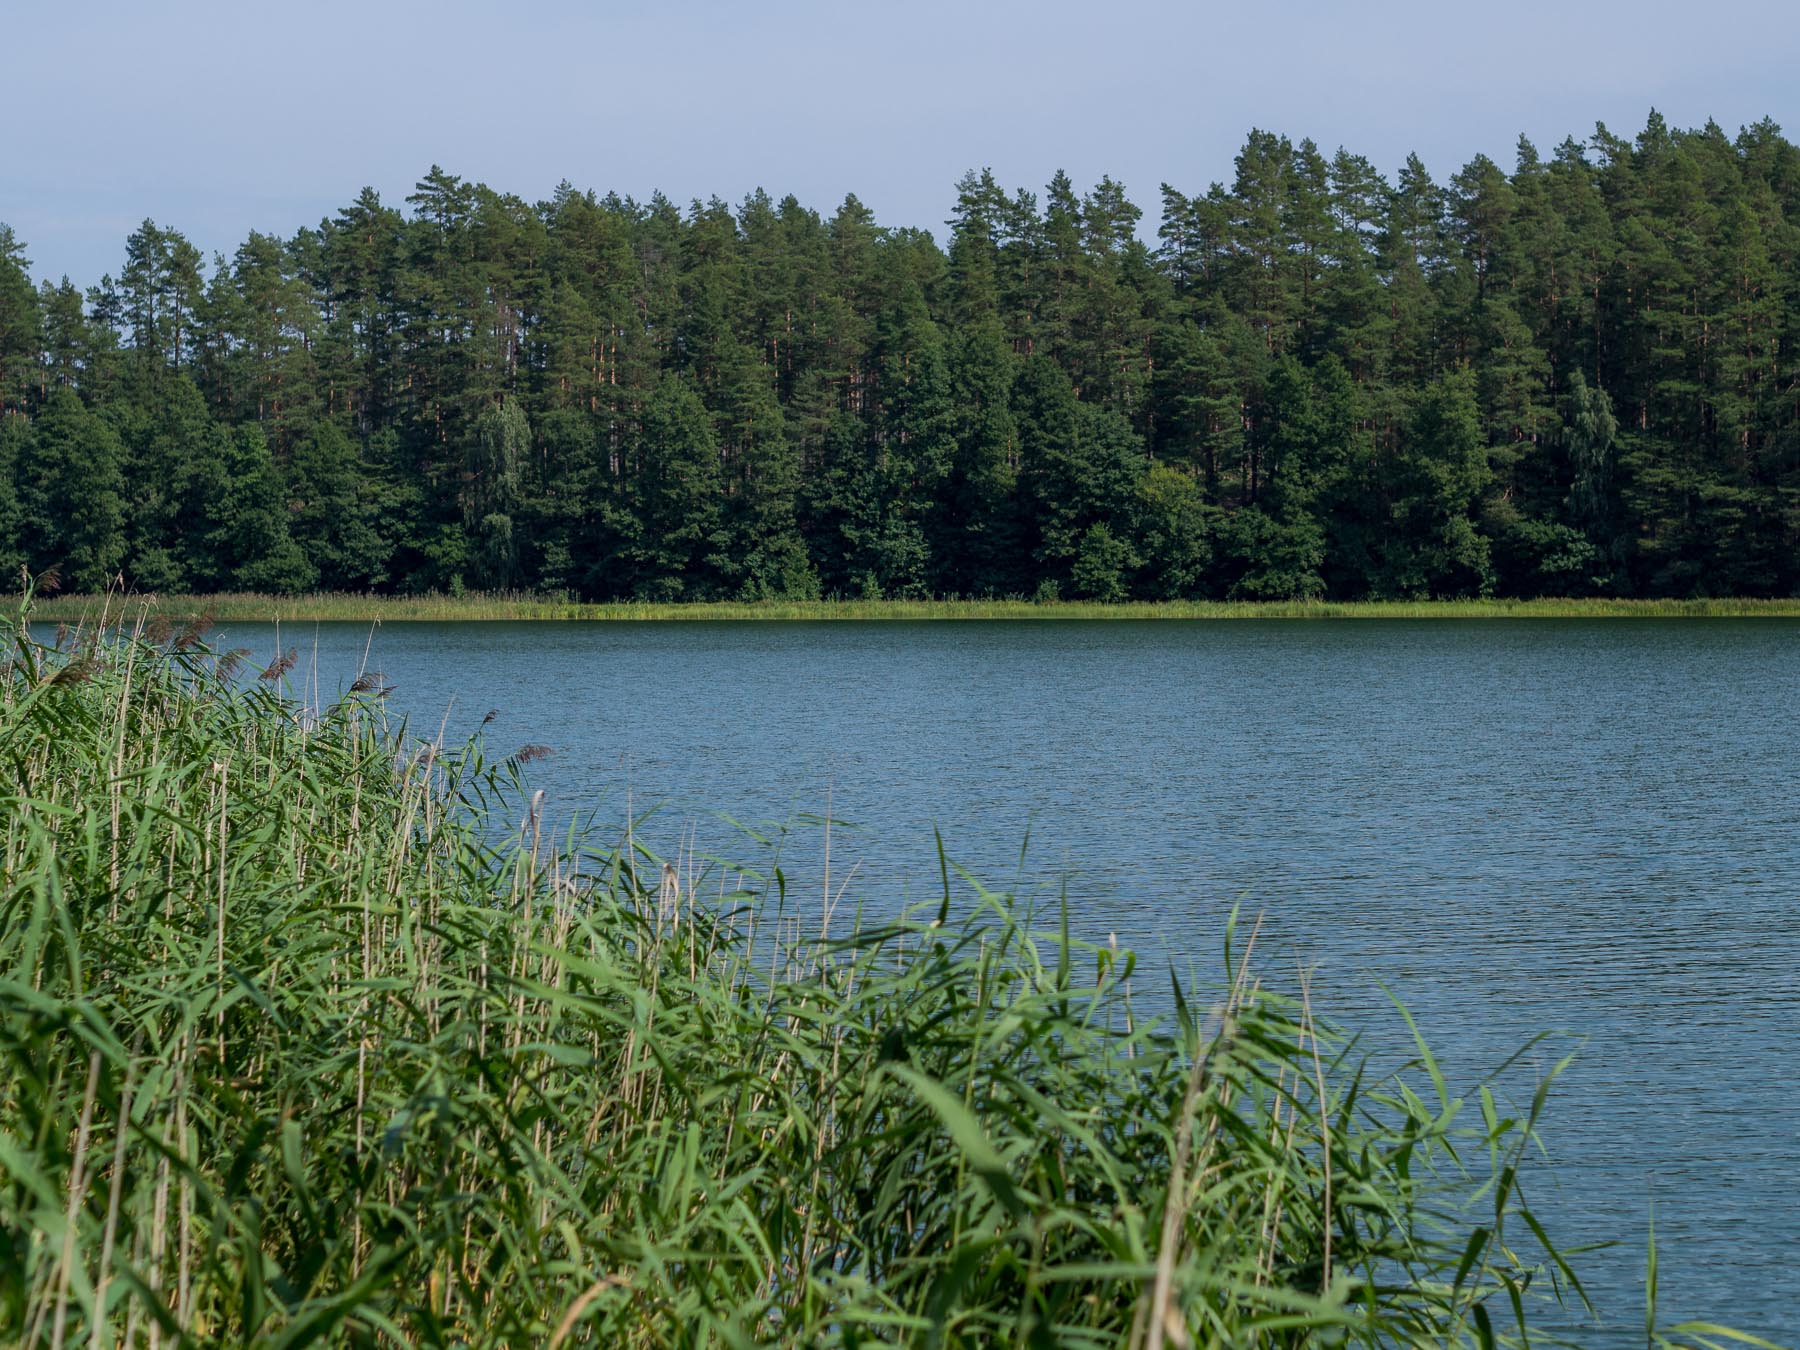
3,111,1798,601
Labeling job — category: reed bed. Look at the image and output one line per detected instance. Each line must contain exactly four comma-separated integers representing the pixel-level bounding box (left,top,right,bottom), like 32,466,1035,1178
15,591,1800,625
0,594,1773,1347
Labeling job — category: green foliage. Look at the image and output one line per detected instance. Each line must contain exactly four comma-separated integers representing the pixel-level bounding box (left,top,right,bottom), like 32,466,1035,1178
0,609,1767,1346
1368,369,1494,599
465,399,530,590
0,229,39,415
1133,463,1217,599
23,389,126,590
1070,521,1137,600
23,591,1800,624
6,110,1800,601
0,415,29,577
1221,507,1328,601
286,420,392,590
1565,372,1621,581
630,375,725,599
193,425,317,593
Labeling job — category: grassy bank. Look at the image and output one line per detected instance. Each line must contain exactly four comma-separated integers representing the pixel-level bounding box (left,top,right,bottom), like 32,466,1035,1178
16,590,1800,623
0,601,1772,1347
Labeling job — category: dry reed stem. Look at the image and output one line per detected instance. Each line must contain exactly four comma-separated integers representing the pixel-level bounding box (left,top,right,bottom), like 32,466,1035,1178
1138,912,1263,1350
93,1056,137,1346
46,1051,103,1350
3,609,1654,1346
1298,965,1333,1298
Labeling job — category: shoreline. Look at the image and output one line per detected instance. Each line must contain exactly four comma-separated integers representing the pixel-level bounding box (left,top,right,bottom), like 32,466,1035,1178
16,592,1800,623
8,610,1737,1344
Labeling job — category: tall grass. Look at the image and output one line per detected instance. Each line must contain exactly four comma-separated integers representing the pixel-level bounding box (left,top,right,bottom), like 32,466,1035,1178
16,590,1800,624
0,594,1775,1347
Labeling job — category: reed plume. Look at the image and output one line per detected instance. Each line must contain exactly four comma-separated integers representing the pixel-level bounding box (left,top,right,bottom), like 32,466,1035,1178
258,646,297,681
0,605,1755,1350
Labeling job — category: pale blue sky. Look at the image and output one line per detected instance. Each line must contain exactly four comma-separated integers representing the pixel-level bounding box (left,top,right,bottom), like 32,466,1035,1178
4,0,1797,285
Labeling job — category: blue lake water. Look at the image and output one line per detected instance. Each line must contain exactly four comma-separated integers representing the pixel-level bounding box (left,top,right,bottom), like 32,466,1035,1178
209,618,1800,1343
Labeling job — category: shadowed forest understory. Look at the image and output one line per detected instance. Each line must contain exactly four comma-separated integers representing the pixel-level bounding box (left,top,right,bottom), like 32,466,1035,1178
3,112,1799,602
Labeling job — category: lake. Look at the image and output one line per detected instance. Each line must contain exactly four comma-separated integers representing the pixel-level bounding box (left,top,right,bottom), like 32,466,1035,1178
209,617,1799,1343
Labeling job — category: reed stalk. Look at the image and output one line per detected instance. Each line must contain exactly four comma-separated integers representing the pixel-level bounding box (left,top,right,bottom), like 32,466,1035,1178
0,587,1777,1348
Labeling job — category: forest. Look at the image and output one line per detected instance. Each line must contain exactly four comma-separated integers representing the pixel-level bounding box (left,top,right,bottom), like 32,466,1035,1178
2,110,1798,602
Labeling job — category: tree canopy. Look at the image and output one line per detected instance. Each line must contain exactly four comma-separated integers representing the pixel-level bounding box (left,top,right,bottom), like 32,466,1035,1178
4,115,1799,599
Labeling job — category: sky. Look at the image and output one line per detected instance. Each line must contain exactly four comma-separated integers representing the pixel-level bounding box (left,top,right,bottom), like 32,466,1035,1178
4,0,1798,287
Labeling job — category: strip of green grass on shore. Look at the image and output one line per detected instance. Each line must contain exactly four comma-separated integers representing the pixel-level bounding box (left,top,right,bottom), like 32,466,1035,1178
18,589,1800,623
0,585,1777,1347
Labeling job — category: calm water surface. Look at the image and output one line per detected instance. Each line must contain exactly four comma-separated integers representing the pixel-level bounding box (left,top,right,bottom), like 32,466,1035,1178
216,619,1799,1342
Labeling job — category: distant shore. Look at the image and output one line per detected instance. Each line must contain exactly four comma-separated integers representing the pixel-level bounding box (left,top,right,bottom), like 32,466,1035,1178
19,591,1800,623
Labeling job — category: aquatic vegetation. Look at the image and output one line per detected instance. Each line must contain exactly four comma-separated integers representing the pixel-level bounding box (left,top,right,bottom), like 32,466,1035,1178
0,594,1775,1347
17,589,1800,624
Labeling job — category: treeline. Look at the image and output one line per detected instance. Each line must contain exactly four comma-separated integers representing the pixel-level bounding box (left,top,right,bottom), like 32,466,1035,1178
3,110,1799,600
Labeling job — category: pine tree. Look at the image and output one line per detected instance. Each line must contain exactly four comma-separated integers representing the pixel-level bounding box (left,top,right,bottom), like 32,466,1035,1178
465,398,529,590
631,376,724,599
933,321,1019,595
26,388,127,588
188,425,316,592
0,412,29,574
0,226,39,414
1391,367,1493,597
288,420,392,589
6,118,1800,603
